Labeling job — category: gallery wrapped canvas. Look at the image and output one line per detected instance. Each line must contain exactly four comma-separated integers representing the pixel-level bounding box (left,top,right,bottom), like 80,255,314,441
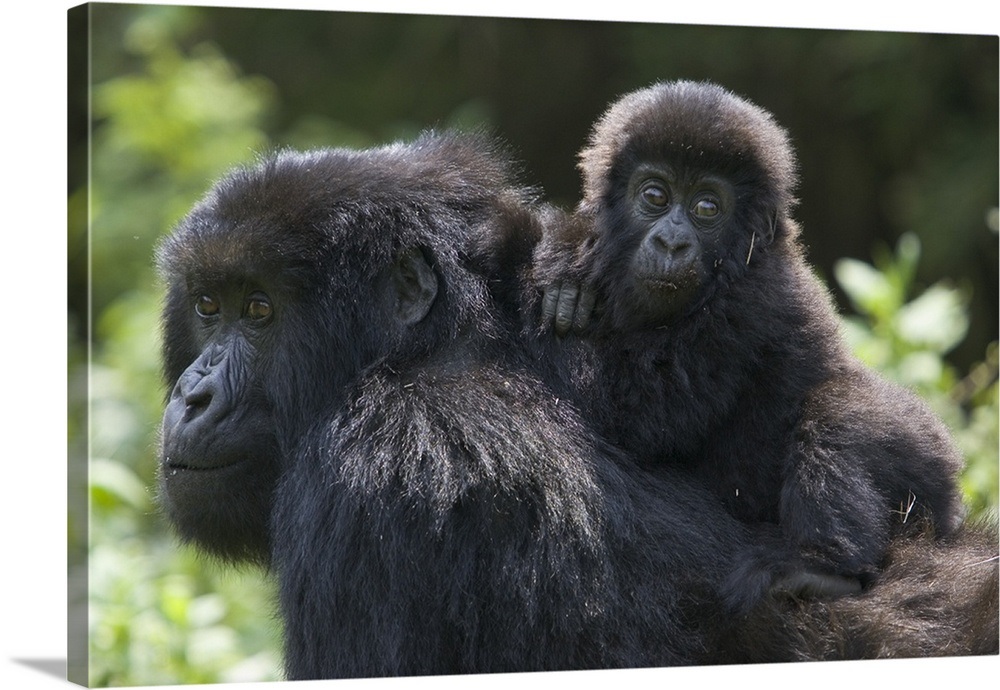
64,2,998,688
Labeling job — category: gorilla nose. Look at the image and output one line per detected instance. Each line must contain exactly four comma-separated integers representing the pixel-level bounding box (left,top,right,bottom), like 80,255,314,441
649,228,692,257
183,386,214,422
167,366,227,428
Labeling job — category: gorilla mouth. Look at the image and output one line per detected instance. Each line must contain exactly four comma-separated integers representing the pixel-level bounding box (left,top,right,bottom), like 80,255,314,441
642,277,683,291
163,457,244,473
639,274,699,297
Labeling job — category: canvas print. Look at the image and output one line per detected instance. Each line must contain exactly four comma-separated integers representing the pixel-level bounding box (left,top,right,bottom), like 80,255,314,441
67,3,999,687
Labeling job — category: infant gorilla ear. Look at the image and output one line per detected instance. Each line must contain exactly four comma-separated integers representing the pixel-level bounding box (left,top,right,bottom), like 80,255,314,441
535,79,965,612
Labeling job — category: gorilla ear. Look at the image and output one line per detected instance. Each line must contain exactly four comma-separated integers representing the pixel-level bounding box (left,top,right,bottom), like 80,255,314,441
391,247,439,326
767,211,781,244
760,210,779,246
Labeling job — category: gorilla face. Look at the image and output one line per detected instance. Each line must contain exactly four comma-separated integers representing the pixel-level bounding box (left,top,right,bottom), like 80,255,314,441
157,254,287,563
154,137,483,565
610,163,737,328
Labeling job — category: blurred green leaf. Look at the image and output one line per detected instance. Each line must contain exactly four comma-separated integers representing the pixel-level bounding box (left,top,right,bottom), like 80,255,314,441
834,234,998,515
90,457,150,511
834,257,896,317
894,283,969,353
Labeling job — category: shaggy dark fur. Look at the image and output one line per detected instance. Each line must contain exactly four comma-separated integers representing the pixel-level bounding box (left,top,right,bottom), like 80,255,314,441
532,81,968,611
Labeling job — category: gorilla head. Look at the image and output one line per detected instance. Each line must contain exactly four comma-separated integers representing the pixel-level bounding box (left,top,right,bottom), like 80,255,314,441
576,80,799,330
155,133,526,563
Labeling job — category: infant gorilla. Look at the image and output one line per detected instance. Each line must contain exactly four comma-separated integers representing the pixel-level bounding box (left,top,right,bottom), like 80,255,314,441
534,81,965,611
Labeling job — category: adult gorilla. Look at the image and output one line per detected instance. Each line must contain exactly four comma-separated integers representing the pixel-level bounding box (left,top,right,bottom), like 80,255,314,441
157,132,764,679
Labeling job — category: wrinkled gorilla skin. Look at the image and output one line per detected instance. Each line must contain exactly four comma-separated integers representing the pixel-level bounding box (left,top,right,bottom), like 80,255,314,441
157,132,771,679
532,81,968,611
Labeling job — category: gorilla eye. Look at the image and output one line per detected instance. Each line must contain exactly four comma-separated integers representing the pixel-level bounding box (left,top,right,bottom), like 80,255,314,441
245,294,273,321
692,198,720,219
640,184,669,208
195,295,219,318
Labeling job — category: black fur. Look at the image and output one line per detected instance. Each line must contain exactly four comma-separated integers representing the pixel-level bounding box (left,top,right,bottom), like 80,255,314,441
533,81,967,611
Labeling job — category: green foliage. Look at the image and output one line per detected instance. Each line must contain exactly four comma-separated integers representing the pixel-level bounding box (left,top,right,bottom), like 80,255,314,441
836,234,999,517
88,529,282,686
75,8,284,686
83,6,275,321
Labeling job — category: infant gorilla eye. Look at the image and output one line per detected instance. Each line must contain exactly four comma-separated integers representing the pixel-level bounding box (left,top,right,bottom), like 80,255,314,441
640,183,669,208
195,295,220,317
245,294,273,321
691,198,720,218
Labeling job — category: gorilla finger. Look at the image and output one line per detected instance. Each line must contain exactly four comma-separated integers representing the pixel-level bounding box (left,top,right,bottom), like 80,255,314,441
573,287,596,332
772,570,863,600
554,284,580,336
541,284,562,327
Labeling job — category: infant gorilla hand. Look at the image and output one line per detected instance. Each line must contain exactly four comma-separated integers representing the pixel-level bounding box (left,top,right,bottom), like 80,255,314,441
771,570,863,600
724,533,865,615
541,282,595,336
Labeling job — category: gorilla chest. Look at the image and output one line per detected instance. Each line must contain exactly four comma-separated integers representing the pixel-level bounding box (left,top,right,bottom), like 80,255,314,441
601,350,743,461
